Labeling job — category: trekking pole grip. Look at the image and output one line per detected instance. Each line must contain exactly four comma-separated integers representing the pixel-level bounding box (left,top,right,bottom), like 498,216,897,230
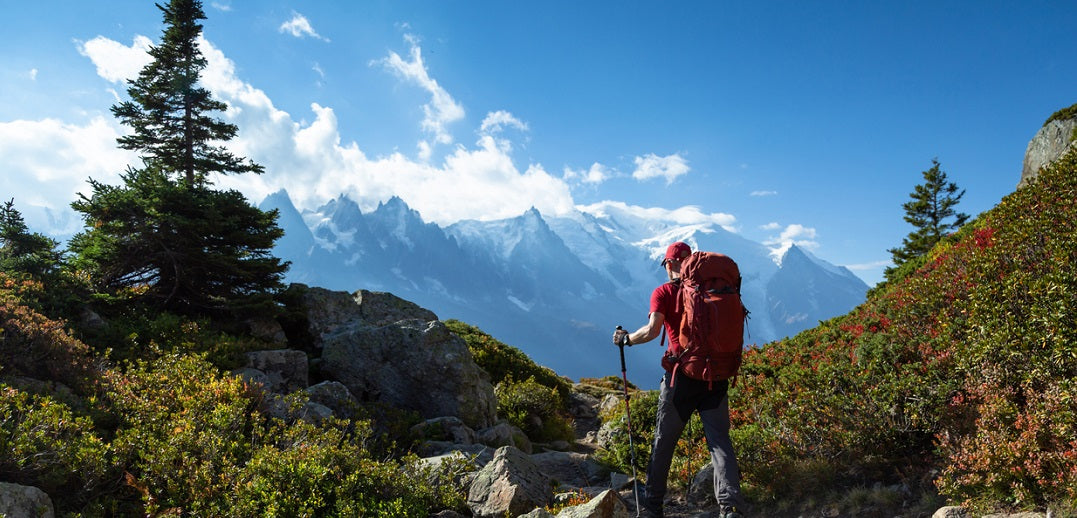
616,326,630,400
615,326,628,370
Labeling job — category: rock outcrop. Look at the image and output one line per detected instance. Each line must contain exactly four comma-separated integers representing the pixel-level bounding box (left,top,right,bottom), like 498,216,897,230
320,318,497,429
0,482,54,518
1020,112,1077,187
290,284,438,348
252,284,498,429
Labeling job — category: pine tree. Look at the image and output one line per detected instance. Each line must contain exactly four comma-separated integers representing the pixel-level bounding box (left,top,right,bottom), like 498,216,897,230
0,199,61,280
111,0,262,187
69,0,287,316
887,159,970,275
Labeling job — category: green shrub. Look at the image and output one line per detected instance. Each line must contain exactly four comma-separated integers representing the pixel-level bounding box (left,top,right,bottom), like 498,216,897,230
1044,101,1077,126
730,147,1077,513
232,421,465,517
929,149,1077,512
0,385,111,508
496,375,575,443
595,389,659,479
103,352,456,516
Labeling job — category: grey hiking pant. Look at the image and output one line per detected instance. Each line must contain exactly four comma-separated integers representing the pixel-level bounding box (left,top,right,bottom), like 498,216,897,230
643,373,745,512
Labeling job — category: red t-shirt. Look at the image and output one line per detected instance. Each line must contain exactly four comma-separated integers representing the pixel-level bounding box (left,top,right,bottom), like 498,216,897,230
649,281,682,351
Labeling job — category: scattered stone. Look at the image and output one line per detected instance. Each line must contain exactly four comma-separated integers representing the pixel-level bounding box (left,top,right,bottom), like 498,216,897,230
261,393,333,423
609,472,634,490
429,511,468,518
467,446,550,518
419,443,495,468
412,416,477,445
243,349,309,393
531,451,609,490
555,489,629,518
687,462,716,507
933,506,969,518
304,381,360,418
520,509,556,518
478,421,533,453
0,482,54,518
78,305,107,331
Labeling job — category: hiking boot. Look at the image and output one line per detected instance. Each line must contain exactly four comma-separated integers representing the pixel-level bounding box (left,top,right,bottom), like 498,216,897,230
638,493,663,518
719,506,743,518
637,501,663,518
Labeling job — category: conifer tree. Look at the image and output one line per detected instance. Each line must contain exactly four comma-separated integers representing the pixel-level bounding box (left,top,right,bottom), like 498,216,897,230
0,199,61,280
69,0,287,316
887,158,969,275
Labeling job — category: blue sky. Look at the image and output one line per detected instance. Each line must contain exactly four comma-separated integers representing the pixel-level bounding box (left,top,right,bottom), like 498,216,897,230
2,1,1075,287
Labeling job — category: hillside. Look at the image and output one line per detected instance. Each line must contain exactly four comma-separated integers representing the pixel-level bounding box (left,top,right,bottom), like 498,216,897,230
726,146,1077,514
3,109,1076,515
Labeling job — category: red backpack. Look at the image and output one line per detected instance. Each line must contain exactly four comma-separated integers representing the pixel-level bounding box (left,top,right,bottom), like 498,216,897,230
668,251,747,384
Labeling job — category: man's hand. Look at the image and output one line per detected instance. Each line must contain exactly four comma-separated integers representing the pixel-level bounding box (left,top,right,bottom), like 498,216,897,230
612,327,631,346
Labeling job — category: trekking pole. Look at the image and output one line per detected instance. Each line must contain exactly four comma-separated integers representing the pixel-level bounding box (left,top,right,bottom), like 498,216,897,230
615,326,641,517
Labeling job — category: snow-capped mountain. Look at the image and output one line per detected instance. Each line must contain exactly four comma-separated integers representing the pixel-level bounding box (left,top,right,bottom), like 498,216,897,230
260,190,869,383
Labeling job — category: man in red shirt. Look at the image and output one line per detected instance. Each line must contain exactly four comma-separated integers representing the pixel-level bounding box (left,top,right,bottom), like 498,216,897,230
614,241,746,518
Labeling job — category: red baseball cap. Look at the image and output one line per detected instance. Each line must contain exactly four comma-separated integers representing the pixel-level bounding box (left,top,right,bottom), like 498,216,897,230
661,241,691,266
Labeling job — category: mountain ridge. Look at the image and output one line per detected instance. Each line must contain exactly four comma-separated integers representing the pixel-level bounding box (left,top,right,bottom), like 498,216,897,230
260,190,870,381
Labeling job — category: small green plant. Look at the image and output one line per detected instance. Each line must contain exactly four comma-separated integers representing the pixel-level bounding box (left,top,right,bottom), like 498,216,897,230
496,375,575,443
1044,101,1077,126
545,488,591,514
595,389,659,477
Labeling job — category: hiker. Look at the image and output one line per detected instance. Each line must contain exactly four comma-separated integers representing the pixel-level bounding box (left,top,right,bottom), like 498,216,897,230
613,241,747,518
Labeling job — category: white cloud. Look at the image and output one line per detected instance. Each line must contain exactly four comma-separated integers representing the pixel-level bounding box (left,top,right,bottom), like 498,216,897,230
375,35,465,157
480,110,528,135
0,116,136,235
763,223,820,261
279,12,329,42
210,2,232,12
9,31,739,245
28,68,38,80
751,190,778,196
476,110,529,154
192,36,572,224
760,222,781,230
579,200,737,233
77,35,153,83
775,224,816,242
632,153,689,184
563,163,612,186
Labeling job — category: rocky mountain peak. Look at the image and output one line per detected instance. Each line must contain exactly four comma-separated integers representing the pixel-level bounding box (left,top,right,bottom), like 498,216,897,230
1020,104,1077,188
